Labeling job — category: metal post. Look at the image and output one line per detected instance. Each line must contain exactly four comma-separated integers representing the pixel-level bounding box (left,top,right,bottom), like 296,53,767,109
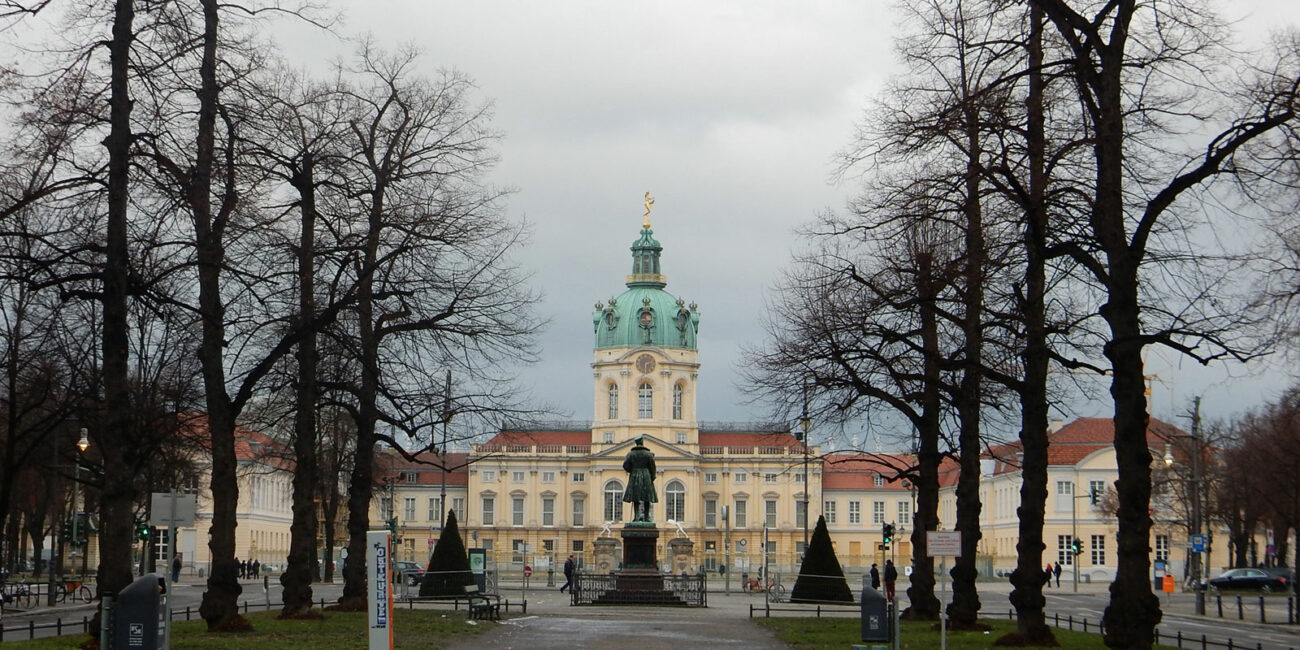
724,505,731,594
799,386,811,554
1072,484,1078,593
163,492,177,650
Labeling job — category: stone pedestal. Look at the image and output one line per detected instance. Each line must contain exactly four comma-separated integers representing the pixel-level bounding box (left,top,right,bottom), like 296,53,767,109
620,522,660,570
592,537,618,574
667,537,695,575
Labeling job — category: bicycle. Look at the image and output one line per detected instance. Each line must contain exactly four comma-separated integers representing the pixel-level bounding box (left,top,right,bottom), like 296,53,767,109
61,578,93,603
1,579,35,609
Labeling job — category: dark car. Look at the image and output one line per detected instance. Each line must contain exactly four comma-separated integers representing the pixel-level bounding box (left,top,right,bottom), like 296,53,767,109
1261,567,1296,587
1206,568,1290,592
392,561,425,586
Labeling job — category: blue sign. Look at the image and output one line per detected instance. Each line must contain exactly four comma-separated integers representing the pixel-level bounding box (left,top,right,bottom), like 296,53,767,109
1191,534,1206,553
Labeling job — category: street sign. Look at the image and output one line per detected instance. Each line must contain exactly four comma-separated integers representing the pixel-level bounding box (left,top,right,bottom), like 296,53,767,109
1191,534,1206,553
523,565,532,578
927,531,961,557
149,492,197,527
428,538,436,547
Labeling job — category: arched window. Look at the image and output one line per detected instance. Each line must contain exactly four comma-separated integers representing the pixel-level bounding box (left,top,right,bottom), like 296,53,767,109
672,384,684,420
604,480,624,523
638,382,653,418
665,480,685,522
608,384,619,419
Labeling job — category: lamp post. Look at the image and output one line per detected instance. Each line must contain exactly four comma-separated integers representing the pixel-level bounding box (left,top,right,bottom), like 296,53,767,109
72,429,89,574
798,399,811,554
1165,395,1205,614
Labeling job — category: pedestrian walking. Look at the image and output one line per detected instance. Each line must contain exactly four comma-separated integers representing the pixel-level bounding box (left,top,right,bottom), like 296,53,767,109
884,559,898,601
1043,564,1052,587
560,554,576,593
252,559,261,579
1053,561,1062,587
172,554,182,582
870,563,881,590
239,559,247,579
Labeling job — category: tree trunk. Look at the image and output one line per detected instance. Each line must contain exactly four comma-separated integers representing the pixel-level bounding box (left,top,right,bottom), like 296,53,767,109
948,75,985,629
340,189,385,605
193,0,245,630
94,0,138,603
903,250,941,620
1005,4,1055,643
281,152,319,617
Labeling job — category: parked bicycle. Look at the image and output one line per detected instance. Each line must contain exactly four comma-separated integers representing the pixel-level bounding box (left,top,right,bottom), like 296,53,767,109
56,577,93,604
0,577,36,610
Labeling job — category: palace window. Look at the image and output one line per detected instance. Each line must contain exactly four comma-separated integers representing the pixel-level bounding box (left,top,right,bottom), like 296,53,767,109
572,497,585,526
482,497,495,526
872,501,885,525
542,471,556,483
604,481,624,522
512,497,525,526
608,384,618,419
403,497,415,521
764,473,778,484
1058,535,1075,566
638,382,654,418
704,472,718,483
512,471,525,483
824,500,837,525
874,474,885,487
572,472,585,482
898,501,911,527
796,500,807,529
765,499,778,528
542,497,555,527
734,472,748,483
453,497,464,521
673,384,684,419
665,480,686,521
1091,534,1106,565
704,498,717,527
848,500,861,525
734,499,747,527
482,470,496,483
1155,534,1170,561
428,497,440,522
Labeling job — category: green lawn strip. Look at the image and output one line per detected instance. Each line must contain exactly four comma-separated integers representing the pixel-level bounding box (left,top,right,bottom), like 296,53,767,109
2,608,495,649
754,617,1181,649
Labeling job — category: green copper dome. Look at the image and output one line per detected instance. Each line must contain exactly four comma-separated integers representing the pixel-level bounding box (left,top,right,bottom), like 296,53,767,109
593,225,700,350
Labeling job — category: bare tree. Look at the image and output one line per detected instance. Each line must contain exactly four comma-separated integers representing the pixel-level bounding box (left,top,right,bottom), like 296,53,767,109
1031,2,1300,646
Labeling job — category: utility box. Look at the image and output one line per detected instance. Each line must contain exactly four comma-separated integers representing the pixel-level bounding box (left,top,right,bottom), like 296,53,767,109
113,573,167,649
860,577,891,643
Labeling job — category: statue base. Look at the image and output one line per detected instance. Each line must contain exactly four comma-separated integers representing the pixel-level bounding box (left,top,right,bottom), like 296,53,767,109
620,522,659,570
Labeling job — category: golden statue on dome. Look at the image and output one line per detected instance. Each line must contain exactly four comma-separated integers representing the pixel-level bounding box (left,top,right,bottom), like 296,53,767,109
642,191,655,228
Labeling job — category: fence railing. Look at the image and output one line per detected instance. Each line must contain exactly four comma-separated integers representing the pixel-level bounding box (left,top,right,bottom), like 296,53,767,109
571,572,707,607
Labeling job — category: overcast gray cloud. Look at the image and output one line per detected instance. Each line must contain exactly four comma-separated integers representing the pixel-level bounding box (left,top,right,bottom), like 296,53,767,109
279,1,1300,441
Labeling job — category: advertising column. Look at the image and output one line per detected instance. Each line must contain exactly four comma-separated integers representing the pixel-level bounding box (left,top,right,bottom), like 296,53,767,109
367,530,393,650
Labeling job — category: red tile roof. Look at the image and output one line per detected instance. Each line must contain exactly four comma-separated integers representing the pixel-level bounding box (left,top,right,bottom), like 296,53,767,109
699,431,802,447
375,451,469,486
821,453,915,490
178,412,294,470
482,431,592,446
983,416,1189,475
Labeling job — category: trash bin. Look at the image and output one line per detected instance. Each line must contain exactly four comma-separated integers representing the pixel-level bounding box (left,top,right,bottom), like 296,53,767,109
860,576,890,644
112,573,166,649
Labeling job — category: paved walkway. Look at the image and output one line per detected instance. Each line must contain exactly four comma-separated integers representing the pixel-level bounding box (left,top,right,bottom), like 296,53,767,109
438,587,793,650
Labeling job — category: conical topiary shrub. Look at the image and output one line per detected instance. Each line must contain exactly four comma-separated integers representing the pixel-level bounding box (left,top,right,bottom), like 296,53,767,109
790,514,854,603
419,509,476,597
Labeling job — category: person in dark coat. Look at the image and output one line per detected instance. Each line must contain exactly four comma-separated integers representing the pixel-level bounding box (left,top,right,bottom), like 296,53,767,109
870,563,881,590
560,554,576,593
1044,564,1053,587
1053,561,1062,587
239,559,247,579
252,559,261,579
883,560,898,601
172,554,182,582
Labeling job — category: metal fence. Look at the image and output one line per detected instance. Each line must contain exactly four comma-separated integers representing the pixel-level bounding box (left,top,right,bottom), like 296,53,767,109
571,572,707,607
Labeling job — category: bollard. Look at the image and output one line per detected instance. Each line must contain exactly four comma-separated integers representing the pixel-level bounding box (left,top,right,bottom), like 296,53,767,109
1260,595,1266,623
1217,594,1223,617
1236,595,1243,620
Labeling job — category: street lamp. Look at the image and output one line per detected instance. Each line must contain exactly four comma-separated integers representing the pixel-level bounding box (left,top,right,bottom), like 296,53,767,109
798,389,811,554
72,429,90,574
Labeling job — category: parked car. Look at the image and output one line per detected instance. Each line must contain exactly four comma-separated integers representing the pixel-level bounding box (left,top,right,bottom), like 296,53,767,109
392,561,425,586
1261,567,1296,587
1206,568,1290,592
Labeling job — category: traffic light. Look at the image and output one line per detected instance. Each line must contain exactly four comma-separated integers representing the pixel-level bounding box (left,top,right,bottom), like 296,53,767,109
882,523,895,546
137,521,151,541
1089,486,1099,505
1071,538,1082,556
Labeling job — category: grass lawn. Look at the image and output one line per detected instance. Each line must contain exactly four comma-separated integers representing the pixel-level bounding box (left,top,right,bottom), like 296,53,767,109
2,608,495,649
754,617,1181,649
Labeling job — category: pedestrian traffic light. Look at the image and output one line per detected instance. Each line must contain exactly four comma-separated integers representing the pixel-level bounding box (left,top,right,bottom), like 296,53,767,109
882,523,894,545
1071,538,1082,556
1089,486,1099,506
137,522,151,541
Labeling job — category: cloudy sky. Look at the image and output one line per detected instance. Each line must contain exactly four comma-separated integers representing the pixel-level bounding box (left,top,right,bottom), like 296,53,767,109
277,1,1300,447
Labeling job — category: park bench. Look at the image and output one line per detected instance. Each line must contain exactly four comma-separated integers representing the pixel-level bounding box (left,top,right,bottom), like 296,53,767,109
463,584,500,621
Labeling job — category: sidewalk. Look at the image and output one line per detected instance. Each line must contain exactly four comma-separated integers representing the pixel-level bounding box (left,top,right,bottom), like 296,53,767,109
436,586,794,650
